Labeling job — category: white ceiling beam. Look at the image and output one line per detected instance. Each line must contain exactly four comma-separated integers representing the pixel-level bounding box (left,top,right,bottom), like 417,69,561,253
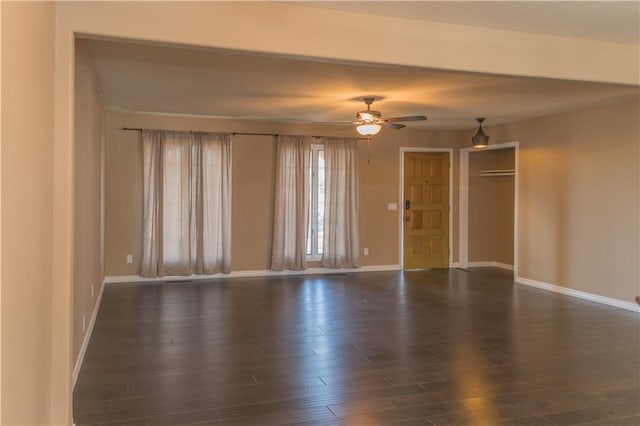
59,2,638,86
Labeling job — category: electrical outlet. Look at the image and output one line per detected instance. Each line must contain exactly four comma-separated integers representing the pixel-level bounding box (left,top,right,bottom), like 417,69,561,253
126,254,133,264
364,248,369,256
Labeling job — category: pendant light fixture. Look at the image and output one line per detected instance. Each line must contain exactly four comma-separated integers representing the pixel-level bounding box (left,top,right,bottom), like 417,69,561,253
472,117,489,148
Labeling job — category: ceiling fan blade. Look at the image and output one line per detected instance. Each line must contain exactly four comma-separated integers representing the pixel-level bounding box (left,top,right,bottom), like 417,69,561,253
385,115,427,123
384,122,406,130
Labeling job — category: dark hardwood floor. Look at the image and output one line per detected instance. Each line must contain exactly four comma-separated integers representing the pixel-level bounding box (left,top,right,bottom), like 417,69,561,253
74,268,640,425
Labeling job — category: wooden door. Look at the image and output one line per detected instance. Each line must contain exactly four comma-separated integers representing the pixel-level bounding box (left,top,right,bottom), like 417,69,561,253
403,152,449,269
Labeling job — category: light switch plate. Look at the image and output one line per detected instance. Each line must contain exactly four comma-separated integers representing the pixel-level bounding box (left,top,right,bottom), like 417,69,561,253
387,203,398,211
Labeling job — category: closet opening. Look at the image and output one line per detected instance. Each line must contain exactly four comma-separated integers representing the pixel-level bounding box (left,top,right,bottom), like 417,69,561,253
459,142,519,277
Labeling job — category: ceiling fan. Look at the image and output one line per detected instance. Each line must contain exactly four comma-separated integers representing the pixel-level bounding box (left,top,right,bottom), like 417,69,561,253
351,97,427,136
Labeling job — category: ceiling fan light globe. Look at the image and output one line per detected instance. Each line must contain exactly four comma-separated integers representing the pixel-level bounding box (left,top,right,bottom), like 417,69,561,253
357,123,381,136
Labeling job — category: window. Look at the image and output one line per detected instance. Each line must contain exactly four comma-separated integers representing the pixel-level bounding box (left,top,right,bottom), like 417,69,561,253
161,139,190,266
307,144,325,259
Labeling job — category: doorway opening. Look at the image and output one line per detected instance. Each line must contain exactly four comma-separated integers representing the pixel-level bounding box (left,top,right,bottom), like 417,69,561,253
459,142,519,277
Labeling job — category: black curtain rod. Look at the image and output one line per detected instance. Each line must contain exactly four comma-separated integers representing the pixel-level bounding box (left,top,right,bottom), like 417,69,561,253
122,127,277,136
121,127,369,140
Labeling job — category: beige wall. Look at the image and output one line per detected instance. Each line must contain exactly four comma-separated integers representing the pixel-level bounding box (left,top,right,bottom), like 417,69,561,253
469,97,639,302
73,40,105,368
1,2,55,424
468,148,515,264
104,111,461,276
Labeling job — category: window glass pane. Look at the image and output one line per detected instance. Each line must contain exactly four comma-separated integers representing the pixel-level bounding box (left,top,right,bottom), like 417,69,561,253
317,150,325,255
307,150,313,255
306,147,325,258
163,142,188,265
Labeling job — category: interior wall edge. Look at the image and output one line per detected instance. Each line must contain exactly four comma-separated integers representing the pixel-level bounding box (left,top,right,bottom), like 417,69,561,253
73,36,106,382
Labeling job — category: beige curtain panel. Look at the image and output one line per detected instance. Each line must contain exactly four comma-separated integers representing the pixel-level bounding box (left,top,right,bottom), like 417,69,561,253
141,130,232,277
321,137,361,268
270,135,311,271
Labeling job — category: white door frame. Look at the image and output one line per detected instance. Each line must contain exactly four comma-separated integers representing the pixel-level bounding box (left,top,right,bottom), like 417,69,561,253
399,147,454,269
459,141,519,276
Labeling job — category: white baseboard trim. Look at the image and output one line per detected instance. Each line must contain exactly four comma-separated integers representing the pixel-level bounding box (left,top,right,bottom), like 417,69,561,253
468,261,514,271
516,276,640,313
72,279,106,389
104,264,403,284
450,262,460,268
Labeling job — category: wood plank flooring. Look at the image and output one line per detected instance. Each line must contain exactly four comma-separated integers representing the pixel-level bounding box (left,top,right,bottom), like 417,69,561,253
74,268,640,425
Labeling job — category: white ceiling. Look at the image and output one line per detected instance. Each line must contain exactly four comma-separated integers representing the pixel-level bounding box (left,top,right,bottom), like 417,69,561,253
83,2,639,130
295,1,640,45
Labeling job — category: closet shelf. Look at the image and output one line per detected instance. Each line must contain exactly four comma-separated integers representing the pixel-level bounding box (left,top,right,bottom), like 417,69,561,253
479,169,515,177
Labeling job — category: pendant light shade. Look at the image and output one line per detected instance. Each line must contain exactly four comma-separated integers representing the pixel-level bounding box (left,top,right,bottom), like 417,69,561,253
472,117,489,148
357,123,382,136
